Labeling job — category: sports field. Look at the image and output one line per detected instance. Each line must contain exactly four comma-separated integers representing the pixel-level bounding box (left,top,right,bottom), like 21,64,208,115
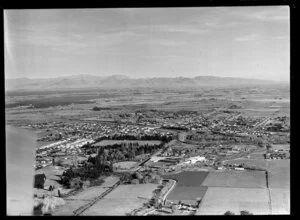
196,187,271,215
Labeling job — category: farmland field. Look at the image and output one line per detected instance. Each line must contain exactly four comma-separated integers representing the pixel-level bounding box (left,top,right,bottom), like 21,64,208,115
196,187,271,215
81,198,147,216
163,171,209,203
244,151,266,159
81,183,159,215
53,176,119,216
163,171,209,186
166,186,208,202
267,160,290,189
223,159,268,170
269,189,290,214
270,144,290,151
201,170,266,188
54,200,88,216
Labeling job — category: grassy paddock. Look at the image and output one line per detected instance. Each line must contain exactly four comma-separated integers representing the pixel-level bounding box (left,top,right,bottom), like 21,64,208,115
82,183,159,215
201,170,266,188
196,187,270,215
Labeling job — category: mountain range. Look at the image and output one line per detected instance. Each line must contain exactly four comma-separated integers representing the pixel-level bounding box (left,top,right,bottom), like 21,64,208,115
5,74,286,91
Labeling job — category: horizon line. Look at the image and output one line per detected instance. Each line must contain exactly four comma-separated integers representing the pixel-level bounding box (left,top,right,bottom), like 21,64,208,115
5,74,289,82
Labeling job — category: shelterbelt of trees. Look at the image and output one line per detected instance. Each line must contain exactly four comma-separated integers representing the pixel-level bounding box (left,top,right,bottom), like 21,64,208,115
60,137,172,188
93,133,173,142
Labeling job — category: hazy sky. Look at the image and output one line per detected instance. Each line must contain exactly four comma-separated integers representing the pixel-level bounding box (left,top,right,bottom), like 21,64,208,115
4,7,289,81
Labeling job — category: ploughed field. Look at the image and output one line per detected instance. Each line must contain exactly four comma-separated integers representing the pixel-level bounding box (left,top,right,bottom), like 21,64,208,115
162,171,209,202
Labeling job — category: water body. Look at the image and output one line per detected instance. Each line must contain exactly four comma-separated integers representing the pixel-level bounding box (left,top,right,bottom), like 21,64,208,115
6,125,36,215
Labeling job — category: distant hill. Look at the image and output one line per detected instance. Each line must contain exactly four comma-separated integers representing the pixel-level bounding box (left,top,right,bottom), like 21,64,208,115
5,74,285,92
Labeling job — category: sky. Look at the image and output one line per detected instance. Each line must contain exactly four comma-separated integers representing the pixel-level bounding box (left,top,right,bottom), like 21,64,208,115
4,7,290,81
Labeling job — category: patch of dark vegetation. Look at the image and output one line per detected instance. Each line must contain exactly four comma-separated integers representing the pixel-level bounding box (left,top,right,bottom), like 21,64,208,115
229,104,242,109
6,95,97,109
34,174,46,189
92,106,115,111
161,126,188,131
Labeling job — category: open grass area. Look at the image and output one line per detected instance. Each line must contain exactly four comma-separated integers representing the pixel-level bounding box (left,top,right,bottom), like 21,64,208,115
54,199,88,216
196,187,271,215
270,144,290,151
35,165,66,189
82,183,159,215
53,176,119,216
105,184,158,199
201,170,266,188
223,159,268,170
113,161,137,170
81,198,147,216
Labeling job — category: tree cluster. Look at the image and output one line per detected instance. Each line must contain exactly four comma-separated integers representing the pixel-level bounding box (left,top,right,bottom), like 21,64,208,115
95,142,164,164
94,133,173,143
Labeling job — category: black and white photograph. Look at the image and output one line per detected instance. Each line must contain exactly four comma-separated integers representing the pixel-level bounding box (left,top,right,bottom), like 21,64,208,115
5,6,290,216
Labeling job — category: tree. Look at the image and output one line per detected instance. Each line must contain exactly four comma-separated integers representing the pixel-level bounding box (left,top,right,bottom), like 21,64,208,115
224,211,235,215
240,210,253,215
34,174,46,189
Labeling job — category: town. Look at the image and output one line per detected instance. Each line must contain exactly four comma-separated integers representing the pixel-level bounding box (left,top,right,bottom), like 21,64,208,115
27,108,290,215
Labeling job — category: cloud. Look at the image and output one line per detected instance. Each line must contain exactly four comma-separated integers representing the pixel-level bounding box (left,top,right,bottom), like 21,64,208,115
274,35,289,40
243,7,289,22
235,33,258,42
149,39,187,47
